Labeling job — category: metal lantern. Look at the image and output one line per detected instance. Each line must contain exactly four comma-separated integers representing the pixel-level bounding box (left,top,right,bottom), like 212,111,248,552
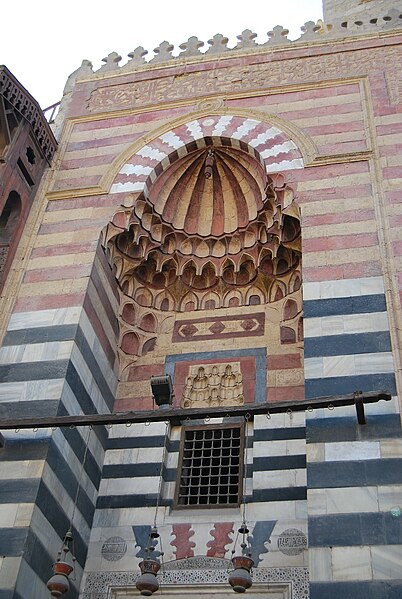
229,555,254,593
204,150,215,178
47,561,73,597
47,531,75,597
136,558,161,596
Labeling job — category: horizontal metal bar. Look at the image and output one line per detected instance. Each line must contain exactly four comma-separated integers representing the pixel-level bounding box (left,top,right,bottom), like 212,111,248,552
0,390,391,431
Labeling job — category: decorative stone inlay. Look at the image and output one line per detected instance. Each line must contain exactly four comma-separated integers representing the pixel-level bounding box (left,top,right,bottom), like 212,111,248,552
277,529,308,556
101,537,127,561
173,313,265,343
182,364,244,408
81,565,309,598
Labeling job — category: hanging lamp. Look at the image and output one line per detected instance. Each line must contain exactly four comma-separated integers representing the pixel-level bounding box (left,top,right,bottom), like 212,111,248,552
136,420,169,595
47,426,92,596
228,415,254,593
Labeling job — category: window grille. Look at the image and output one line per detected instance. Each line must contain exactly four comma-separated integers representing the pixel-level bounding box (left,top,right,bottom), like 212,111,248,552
175,425,243,507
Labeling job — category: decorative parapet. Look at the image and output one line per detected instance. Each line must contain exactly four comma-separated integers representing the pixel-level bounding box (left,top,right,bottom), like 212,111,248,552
0,66,57,163
70,8,402,84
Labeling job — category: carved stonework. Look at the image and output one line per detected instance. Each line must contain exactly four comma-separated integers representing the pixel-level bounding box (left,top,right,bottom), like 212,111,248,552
182,364,244,407
88,46,402,112
81,565,309,599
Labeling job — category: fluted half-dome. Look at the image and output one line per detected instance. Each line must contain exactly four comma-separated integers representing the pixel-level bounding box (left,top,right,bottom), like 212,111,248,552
145,146,266,238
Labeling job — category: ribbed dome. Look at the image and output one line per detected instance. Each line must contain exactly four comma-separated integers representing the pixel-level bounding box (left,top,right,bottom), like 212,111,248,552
146,146,266,238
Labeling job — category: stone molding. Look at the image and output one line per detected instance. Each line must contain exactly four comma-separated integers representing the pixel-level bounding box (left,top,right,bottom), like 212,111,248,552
81,563,309,599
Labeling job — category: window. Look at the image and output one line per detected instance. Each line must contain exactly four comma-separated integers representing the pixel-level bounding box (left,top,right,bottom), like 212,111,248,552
175,424,243,507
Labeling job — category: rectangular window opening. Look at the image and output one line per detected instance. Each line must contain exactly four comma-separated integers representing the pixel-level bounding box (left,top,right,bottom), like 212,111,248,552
175,424,243,508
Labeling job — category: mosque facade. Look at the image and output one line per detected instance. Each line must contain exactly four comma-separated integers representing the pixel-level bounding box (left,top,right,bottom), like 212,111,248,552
1,1,402,598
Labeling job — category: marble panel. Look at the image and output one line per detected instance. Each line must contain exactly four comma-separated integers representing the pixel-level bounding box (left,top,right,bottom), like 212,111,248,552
304,312,389,339
354,352,395,375
0,556,21,588
325,441,380,462
306,444,325,463
325,487,379,514
304,357,324,379
104,446,164,466
15,503,34,527
99,476,160,496
309,547,332,581
371,545,402,579
8,307,81,330
0,503,19,527
332,546,372,581
253,469,306,490
307,489,327,516
380,439,402,458
378,485,402,511
109,422,167,439
322,355,356,378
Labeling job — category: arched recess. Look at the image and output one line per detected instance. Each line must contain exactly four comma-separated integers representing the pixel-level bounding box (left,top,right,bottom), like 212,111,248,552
100,118,304,387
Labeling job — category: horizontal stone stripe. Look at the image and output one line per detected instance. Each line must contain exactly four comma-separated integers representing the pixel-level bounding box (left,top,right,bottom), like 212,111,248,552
0,528,29,556
107,435,172,450
252,487,307,502
0,479,40,503
2,324,78,346
7,307,82,331
0,440,49,462
303,276,384,301
38,217,108,235
304,311,390,338
102,463,254,482
0,399,59,419
31,240,99,258
307,414,402,444
14,292,86,314
305,331,392,358
309,511,402,547
96,493,160,509
304,294,386,318
35,481,88,569
23,263,92,284
303,245,380,269
254,455,306,471
303,261,383,283
308,458,402,489
305,372,396,399
0,360,69,384
103,463,169,479
310,581,402,599
0,591,17,599
253,427,306,442
302,212,375,231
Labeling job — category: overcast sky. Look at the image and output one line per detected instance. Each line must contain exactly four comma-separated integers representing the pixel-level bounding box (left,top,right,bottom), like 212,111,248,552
2,0,323,109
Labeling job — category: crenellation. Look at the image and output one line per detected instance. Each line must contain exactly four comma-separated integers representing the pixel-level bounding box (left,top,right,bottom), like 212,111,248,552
66,9,402,87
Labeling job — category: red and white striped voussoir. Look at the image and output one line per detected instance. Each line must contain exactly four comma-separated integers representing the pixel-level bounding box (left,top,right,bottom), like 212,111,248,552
110,115,304,194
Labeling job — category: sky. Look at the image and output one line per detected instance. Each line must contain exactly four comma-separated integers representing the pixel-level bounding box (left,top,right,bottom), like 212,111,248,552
1,0,323,109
